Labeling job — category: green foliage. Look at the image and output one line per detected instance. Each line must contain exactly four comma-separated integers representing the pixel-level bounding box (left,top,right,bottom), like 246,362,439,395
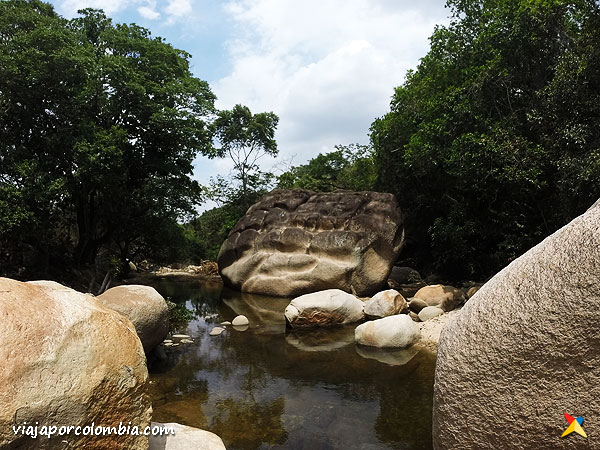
0,0,216,278
213,104,279,210
277,144,376,192
166,298,196,332
370,0,600,279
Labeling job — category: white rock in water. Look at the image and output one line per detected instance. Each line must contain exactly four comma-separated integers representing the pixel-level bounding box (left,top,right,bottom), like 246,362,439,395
232,315,249,326
172,334,191,339
163,339,173,344
163,342,173,347
180,339,194,344
220,321,231,326
149,422,226,450
285,289,365,328
209,327,224,336
355,314,420,348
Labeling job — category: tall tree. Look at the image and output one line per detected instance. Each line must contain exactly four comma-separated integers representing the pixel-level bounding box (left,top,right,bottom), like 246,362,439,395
370,0,600,279
0,0,216,277
213,104,278,210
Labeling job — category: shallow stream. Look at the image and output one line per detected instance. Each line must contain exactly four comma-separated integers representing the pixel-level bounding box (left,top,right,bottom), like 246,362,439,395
147,279,436,450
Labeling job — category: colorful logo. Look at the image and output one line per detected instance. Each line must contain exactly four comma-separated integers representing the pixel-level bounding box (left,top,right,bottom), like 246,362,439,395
562,413,587,438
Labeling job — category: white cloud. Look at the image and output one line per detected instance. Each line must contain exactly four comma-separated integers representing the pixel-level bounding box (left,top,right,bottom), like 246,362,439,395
165,0,193,20
213,0,450,167
58,0,129,15
138,4,160,19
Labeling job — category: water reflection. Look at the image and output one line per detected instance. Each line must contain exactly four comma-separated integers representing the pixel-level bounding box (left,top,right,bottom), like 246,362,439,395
146,279,435,450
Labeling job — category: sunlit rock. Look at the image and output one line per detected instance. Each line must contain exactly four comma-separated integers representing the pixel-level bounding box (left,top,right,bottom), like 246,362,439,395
355,314,420,348
218,189,404,297
98,285,169,352
284,289,364,328
0,278,150,449
434,199,600,449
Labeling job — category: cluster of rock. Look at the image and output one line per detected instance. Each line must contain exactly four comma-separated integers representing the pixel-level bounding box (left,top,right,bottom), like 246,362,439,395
282,277,468,356
0,278,225,449
217,189,405,298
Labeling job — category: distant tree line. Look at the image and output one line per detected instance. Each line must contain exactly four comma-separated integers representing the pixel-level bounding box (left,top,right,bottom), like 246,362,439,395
3,0,600,285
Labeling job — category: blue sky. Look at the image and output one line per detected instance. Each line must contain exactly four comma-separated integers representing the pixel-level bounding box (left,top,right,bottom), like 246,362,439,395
49,0,450,203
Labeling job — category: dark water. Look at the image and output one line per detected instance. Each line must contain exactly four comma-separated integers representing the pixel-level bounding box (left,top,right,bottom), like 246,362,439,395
147,279,436,450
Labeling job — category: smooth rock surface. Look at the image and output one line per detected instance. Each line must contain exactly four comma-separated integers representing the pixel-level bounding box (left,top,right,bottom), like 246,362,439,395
284,289,365,328
355,314,420,348
98,285,169,352
218,189,404,297
418,306,444,321
364,289,408,318
408,297,428,313
0,278,150,449
413,284,464,312
355,345,420,366
232,315,249,326
433,199,600,449
209,327,225,336
149,422,226,450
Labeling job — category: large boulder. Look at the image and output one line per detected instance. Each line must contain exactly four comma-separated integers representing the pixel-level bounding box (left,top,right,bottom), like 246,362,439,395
218,189,404,297
98,285,169,352
284,289,364,328
0,278,150,449
433,199,600,449
354,314,420,348
413,284,464,312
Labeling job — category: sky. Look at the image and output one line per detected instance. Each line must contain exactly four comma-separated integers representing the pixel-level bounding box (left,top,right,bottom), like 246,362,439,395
49,0,451,202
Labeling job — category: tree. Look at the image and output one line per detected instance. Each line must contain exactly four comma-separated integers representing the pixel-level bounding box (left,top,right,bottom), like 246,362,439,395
213,104,279,210
370,0,600,279
0,0,216,279
277,144,376,192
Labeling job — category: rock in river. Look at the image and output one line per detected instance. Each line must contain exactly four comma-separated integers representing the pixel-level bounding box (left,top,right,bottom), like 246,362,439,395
364,289,408,318
149,422,226,450
232,314,249,326
217,189,404,297
418,306,444,322
433,199,600,449
98,285,169,353
355,314,420,348
0,278,150,449
284,289,365,328
413,284,464,312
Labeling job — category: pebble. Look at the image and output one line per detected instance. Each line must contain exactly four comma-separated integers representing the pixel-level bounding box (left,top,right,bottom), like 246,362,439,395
172,334,191,339
163,342,173,347
209,327,225,336
171,343,180,347
220,321,231,326
163,339,173,344
232,315,249,326
180,339,194,344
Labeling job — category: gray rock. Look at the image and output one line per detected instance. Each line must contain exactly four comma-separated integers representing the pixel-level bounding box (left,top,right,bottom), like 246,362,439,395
364,289,408,318
218,189,404,297
408,297,428,313
149,422,226,450
387,266,422,284
285,289,364,328
418,306,444,321
355,314,420,348
433,199,600,449
409,311,420,322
